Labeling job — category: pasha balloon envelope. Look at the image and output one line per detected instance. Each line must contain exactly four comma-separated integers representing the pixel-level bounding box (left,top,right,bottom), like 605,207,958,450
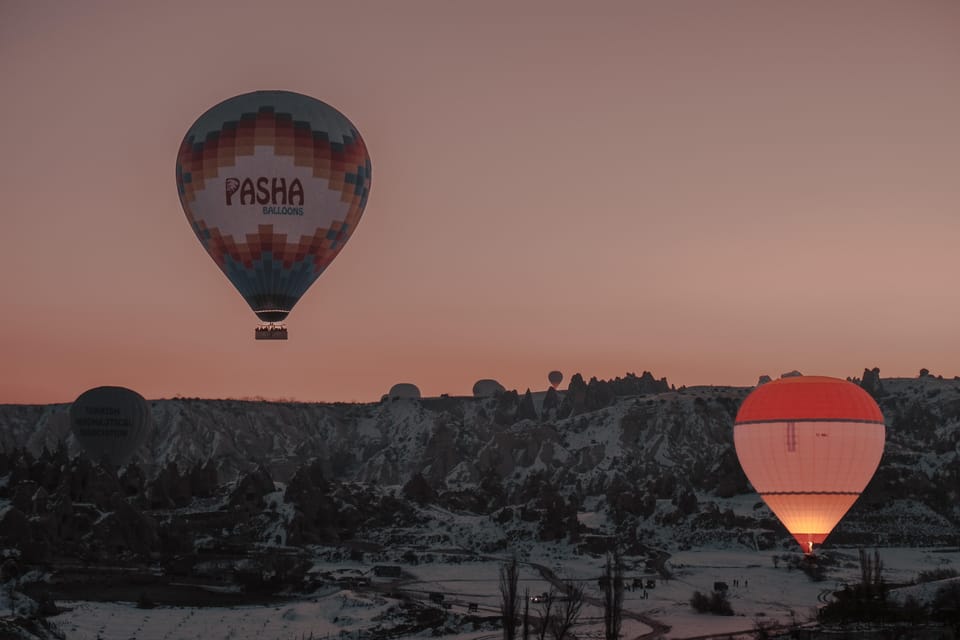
548,370,563,388
733,375,885,554
175,90,372,339
70,386,152,467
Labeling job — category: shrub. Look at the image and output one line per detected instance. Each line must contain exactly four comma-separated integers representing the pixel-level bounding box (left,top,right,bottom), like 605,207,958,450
690,590,733,616
690,590,710,612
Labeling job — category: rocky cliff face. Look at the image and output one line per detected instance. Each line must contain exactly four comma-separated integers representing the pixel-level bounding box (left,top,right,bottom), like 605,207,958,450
0,372,699,490
0,372,958,559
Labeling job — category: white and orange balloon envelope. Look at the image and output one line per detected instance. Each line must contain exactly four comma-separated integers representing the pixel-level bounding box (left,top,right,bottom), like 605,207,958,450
733,376,885,553
175,90,371,325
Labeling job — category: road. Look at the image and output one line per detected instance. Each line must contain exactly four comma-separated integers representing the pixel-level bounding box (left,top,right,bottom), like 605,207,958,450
524,559,672,640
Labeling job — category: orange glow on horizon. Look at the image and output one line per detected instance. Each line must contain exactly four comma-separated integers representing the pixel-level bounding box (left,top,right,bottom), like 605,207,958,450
2,2,959,405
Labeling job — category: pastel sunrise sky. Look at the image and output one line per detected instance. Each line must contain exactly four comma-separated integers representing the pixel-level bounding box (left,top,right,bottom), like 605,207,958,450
2,1,958,404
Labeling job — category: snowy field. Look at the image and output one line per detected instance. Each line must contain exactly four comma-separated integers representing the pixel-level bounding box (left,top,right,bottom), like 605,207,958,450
40,546,960,640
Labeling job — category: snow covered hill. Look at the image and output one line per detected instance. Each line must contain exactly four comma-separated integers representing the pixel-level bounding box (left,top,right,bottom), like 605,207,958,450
1,371,958,551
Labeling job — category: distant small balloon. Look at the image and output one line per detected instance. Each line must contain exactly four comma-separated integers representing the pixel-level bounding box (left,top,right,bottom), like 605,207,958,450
472,379,505,398
548,370,563,388
70,386,152,466
388,383,421,400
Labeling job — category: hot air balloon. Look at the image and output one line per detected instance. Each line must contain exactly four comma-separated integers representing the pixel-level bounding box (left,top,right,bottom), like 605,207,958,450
175,90,372,340
388,383,421,400
548,370,563,388
733,375,885,554
473,379,505,398
70,386,152,467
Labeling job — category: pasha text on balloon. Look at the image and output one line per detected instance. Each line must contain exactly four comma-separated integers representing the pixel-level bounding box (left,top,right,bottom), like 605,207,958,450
224,176,305,207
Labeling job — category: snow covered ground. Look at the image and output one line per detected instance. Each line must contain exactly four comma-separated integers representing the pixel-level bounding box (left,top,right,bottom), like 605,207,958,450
38,546,959,640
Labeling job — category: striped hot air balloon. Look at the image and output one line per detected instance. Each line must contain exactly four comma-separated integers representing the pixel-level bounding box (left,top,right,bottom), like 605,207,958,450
733,375,885,554
175,90,372,339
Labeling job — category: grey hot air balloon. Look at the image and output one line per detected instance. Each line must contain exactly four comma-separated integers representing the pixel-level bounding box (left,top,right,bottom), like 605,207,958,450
548,370,563,388
70,386,152,466
388,383,421,400
472,379,505,398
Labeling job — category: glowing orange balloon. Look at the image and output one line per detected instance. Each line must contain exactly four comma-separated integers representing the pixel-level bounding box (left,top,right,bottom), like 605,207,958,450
733,376,885,554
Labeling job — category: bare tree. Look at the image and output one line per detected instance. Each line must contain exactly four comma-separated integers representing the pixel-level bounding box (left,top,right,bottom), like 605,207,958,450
858,548,886,602
536,588,555,640
602,549,624,640
550,581,585,640
2,559,19,617
500,555,520,640
523,588,530,640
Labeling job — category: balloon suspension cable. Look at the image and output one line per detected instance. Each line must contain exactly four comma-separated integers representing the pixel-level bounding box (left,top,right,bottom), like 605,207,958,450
255,323,288,341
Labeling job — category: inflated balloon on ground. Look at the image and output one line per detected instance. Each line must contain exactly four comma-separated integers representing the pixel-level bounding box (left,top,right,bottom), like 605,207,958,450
70,386,152,466
733,375,885,554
